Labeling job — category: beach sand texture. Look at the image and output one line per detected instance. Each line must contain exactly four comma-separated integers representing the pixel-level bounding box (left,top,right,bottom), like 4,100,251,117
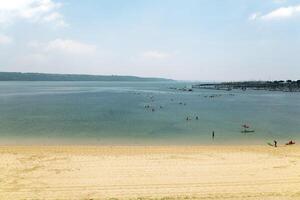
1,145,300,200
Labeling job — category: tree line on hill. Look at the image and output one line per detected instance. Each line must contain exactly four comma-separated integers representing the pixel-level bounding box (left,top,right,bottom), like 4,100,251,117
0,72,172,82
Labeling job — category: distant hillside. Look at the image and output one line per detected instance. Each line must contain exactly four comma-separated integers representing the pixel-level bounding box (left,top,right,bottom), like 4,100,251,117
0,72,172,82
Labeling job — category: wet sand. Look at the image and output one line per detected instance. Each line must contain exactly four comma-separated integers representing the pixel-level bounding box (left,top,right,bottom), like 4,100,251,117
1,145,300,200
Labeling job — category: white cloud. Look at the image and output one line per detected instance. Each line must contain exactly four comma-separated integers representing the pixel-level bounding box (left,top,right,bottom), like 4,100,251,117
30,39,97,55
0,0,67,26
46,39,96,55
141,51,171,60
0,34,13,44
43,11,61,21
250,4,300,21
43,12,67,27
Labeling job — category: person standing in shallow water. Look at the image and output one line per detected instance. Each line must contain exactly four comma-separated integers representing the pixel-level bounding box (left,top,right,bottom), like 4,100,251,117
212,131,215,140
274,140,277,147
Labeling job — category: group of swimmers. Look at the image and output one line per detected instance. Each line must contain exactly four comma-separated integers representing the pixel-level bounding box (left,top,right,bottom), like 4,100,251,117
144,104,163,112
186,116,199,121
144,94,189,113
144,94,296,147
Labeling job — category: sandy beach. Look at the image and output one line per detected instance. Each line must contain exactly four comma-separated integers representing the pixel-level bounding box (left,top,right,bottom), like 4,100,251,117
1,145,300,200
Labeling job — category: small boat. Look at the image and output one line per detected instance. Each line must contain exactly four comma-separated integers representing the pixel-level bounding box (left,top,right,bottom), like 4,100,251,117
241,130,255,133
286,140,295,145
267,142,274,147
241,124,255,133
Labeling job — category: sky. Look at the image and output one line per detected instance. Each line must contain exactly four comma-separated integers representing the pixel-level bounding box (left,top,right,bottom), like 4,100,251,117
0,0,300,81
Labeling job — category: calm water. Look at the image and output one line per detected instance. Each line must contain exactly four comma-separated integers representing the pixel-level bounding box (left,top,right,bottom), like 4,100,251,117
0,81,299,145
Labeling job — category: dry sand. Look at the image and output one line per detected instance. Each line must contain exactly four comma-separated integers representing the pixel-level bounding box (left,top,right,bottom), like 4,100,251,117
0,145,300,200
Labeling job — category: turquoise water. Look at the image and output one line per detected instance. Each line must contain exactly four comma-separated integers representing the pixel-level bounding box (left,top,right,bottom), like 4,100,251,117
0,81,299,145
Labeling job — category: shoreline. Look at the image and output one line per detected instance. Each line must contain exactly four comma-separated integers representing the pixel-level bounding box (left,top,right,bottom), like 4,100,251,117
0,144,297,149
1,145,300,200
0,135,290,146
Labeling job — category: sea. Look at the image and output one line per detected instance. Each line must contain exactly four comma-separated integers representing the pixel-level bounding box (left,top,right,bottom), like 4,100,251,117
0,81,299,145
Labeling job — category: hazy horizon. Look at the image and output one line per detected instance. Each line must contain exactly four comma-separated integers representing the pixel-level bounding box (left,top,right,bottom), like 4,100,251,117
1,0,300,81
1,70,299,82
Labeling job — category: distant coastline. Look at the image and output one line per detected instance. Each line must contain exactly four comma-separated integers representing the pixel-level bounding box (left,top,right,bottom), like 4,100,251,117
193,80,300,92
0,72,173,82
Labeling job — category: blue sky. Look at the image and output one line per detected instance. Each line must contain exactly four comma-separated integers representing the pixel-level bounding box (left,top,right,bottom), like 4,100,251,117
0,0,300,81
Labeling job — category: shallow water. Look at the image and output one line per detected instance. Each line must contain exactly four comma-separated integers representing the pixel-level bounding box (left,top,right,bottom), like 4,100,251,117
0,81,299,145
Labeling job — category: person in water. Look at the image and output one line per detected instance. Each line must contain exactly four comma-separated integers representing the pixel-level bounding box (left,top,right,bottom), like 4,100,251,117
212,131,215,140
274,140,277,147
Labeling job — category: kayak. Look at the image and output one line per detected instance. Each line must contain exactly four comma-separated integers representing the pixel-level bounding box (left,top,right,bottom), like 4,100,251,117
241,130,255,133
267,142,274,147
